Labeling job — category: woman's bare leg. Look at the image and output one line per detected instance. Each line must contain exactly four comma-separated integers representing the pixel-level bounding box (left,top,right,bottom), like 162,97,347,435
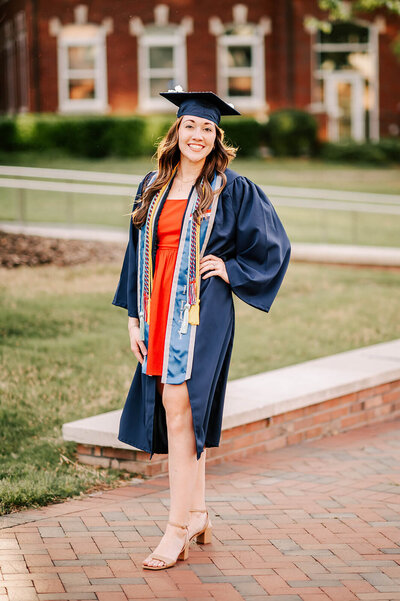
143,379,199,568
188,446,212,539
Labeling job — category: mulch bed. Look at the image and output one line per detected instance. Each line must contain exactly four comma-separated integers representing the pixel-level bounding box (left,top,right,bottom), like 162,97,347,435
0,231,125,268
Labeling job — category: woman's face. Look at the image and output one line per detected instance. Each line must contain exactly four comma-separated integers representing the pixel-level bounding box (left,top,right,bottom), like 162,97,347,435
178,115,216,164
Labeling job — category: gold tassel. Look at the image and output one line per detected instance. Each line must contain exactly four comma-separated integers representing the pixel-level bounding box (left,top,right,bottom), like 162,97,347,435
189,299,200,325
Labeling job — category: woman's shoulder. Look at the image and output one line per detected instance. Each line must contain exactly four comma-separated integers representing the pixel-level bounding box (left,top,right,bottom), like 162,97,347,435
223,167,242,187
221,168,253,194
140,170,157,188
135,170,158,198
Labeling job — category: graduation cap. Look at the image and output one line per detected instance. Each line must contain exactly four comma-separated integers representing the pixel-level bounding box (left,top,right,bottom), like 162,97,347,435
159,86,241,126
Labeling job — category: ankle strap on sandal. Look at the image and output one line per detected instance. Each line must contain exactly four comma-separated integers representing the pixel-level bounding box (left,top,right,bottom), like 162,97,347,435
189,509,207,513
168,520,188,530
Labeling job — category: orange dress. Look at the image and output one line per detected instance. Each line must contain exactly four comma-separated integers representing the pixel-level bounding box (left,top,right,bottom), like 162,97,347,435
146,198,188,375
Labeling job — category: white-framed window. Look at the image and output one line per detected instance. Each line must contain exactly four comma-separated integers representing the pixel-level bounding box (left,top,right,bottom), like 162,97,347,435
137,26,187,112
309,20,380,141
217,24,266,109
210,6,270,112
130,4,192,114
56,23,108,113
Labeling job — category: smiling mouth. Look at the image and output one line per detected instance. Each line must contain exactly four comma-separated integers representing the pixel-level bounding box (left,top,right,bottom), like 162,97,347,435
188,144,205,151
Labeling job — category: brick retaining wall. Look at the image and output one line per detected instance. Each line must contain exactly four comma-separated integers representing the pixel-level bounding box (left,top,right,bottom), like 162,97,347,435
75,378,400,477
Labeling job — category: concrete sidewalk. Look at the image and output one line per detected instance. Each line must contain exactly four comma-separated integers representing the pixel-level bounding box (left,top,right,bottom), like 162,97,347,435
2,221,400,266
1,418,400,600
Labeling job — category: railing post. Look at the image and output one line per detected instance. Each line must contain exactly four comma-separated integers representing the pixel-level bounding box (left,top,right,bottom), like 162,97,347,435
66,191,74,226
351,211,358,245
320,208,327,243
18,188,27,224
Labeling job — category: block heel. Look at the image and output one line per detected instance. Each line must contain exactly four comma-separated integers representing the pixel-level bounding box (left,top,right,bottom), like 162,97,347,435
196,523,212,544
189,509,212,544
178,540,189,560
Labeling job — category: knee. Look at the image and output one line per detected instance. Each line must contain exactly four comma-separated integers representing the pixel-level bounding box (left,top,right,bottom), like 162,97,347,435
162,385,192,434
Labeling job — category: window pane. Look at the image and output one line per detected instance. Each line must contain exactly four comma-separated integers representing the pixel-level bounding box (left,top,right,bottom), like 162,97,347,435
319,51,372,77
69,78,95,99
227,46,252,68
228,76,252,96
150,77,174,97
319,22,369,45
68,45,95,70
149,46,174,69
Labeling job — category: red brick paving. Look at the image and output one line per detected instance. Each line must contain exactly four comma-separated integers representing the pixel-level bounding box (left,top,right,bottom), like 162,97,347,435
1,419,400,600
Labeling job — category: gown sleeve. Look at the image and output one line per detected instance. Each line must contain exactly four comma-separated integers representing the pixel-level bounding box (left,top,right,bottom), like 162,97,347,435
224,175,291,312
111,172,152,319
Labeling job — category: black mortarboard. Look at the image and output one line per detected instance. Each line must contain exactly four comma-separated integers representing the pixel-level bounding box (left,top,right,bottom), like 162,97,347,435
159,87,241,126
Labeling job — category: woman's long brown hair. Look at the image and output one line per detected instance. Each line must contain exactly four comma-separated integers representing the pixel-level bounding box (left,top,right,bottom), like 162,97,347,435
131,116,237,228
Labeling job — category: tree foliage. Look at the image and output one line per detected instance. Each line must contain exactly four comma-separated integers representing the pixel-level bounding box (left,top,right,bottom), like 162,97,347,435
304,0,400,59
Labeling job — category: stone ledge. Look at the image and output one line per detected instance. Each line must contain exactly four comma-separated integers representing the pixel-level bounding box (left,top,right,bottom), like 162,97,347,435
222,338,400,430
62,339,400,475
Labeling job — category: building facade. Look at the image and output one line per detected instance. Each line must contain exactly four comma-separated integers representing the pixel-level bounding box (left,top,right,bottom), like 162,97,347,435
1,0,399,141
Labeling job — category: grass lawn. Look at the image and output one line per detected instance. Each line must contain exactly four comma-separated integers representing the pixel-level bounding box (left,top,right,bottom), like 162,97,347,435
1,151,400,247
1,259,399,515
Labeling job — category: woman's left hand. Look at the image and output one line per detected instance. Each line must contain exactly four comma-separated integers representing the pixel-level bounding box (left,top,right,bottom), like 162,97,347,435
200,254,230,284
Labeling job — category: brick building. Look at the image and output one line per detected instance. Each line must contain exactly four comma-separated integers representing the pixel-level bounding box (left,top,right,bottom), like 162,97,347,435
1,0,399,141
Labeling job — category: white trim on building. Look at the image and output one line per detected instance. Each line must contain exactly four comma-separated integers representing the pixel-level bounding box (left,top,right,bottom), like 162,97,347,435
130,5,192,113
49,5,112,114
209,5,270,113
306,17,382,141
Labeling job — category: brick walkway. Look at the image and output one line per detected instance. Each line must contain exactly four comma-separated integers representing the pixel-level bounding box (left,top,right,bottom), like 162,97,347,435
1,419,400,601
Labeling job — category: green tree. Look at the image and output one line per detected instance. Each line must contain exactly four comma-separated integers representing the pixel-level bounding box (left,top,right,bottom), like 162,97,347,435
305,0,400,59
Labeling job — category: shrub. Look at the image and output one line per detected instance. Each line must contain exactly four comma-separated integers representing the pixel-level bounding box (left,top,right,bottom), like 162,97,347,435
221,117,262,157
32,117,60,150
60,117,117,158
376,138,400,163
263,108,319,157
103,117,148,157
3,111,397,164
13,114,39,150
0,118,18,151
1,114,176,158
139,116,175,156
319,141,393,165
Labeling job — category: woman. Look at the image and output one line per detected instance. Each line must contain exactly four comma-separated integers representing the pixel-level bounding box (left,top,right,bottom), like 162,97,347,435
112,90,291,570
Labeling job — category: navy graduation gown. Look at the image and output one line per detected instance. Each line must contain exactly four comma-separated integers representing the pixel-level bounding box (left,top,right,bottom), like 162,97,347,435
112,167,291,460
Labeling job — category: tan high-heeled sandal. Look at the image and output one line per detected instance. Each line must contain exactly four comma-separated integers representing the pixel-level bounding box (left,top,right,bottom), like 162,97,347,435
189,509,212,544
142,521,190,570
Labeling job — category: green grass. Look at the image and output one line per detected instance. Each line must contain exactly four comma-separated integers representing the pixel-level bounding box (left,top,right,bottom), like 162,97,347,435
277,206,400,247
1,259,399,514
1,151,399,246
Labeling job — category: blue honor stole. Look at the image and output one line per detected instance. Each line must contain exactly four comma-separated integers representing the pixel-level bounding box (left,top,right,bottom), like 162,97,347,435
137,170,223,383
